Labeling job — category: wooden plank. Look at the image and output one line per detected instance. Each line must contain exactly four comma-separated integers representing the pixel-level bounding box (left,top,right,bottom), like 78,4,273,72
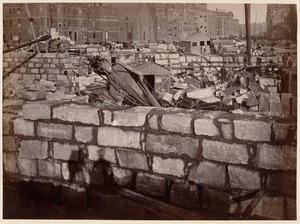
117,188,210,220
239,189,265,219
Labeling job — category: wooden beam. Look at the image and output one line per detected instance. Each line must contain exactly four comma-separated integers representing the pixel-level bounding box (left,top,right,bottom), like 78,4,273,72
117,188,211,220
239,189,265,219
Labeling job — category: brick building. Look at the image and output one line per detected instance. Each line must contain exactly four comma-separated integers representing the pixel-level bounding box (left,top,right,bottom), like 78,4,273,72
266,4,296,40
214,9,239,38
3,3,120,45
116,3,155,43
155,3,208,42
3,3,41,45
3,3,241,45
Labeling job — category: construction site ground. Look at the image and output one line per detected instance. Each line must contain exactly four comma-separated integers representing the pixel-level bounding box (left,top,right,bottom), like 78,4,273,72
2,177,238,220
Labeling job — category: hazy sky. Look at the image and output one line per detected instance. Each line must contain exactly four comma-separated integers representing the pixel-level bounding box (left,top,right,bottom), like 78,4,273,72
207,4,267,24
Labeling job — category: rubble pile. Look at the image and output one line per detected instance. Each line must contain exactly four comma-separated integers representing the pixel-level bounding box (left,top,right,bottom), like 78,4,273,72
81,55,293,116
3,73,90,108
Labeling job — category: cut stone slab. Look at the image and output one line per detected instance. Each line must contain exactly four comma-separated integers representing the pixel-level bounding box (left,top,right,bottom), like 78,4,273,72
186,87,215,99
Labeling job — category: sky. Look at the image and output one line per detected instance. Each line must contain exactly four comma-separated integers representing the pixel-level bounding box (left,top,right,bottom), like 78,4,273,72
207,4,267,24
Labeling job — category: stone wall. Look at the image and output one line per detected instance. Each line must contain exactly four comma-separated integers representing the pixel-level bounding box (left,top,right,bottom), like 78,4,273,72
154,52,283,67
3,101,296,219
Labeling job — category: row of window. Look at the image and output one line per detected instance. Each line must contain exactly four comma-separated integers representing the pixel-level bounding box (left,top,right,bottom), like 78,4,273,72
4,31,22,41
192,41,210,47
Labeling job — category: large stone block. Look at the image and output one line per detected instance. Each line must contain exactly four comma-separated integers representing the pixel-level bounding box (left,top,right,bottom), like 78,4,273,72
202,139,248,164
23,101,61,120
259,78,276,86
146,134,199,158
75,126,93,143
136,173,166,197
266,172,296,196
4,153,18,173
3,136,16,152
254,144,296,170
147,114,159,130
13,118,35,136
152,156,185,177
155,59,168,65
188,161,226,188
87,145,116,163
104,107,152,127
3,114,18,135
97,127,141,149
38,160,62,178
116,149,148,170
234,120,271,141
221,123,233,139
161,113,193,134
252,196,284,219
37,122,73,140
169,180,200,209
18,158,38,176
202,188,239,214
281,93,292,115
194,118,219,136
169,53,180,59
53,104,100,125
19,140,48,159
13,89,46,101
112,166,133,187
228,165,261,190
53,142,79,161
286,197,296,220
272,123,290,141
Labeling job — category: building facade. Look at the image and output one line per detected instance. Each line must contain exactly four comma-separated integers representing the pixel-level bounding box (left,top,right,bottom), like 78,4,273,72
266,4,296,40
239,22,267,38
214,10,239,38
155,3,208,42
3,3,42,45
3,3,241,46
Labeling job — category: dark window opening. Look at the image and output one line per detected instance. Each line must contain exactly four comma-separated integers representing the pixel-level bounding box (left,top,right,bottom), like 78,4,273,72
192,42,197,46
200,41,205,46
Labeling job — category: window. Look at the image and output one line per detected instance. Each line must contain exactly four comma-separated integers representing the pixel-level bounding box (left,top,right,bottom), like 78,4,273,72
200,41,205,46
9,19,12,27
58,22,62,27
83,8,86,15
63,7,66,15
18,31,22,41
79,9,82,15
83,19,86,27
9,32,13,40
92,20,95,27
74,8,76,15
93,32,96,39
192,42,197,46
18,18,21,27
74,19,76,26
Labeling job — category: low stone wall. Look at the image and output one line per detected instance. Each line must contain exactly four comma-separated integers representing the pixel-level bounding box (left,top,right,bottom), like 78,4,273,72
154,52,283,67
3,101,296,219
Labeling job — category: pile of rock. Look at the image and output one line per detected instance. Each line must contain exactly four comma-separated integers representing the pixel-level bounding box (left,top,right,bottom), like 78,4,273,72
158,67,294,116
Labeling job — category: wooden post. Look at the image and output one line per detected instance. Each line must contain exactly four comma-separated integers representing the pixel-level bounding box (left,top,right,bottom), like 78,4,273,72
245,4,251,65
44,3,48,53
25,3,40,53
288,69,292,93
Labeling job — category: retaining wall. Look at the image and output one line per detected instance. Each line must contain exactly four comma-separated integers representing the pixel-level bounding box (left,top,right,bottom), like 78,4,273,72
3,101,297,219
